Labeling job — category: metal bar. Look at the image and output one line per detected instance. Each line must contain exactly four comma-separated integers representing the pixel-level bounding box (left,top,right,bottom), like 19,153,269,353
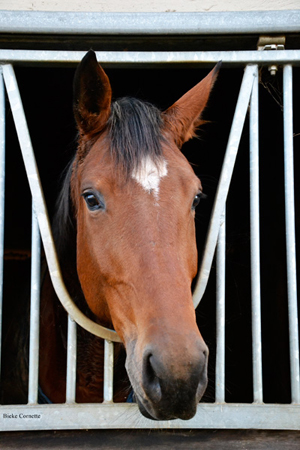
1,64,121,343
215,210,226,403
66,315,77,403
0,11,299,35
1,49,300,67
283,64,300,404
103,340,114,403
28,205,41,405
193,64,256,308
0,69,5,383
249,65,263,404
1,403,300,431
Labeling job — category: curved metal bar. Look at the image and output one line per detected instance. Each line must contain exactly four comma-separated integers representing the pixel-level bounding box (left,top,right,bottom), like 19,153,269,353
193,64,257,308
2,63,121,343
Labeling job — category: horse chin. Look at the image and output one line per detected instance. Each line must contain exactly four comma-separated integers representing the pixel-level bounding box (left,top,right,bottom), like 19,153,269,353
133,390,199,421
134,392,176,421
135,397,160,421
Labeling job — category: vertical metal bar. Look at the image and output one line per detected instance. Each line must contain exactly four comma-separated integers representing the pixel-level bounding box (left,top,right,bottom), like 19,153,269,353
215,210,226,403
0,69,5,383
193,64,257,308
66,315,77,403
28,205,41,404
283,64,300,404
103,340,114,403
249,65,263,404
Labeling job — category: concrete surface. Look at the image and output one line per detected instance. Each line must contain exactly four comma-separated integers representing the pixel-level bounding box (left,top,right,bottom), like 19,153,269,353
1,430,300,449
0,0,299,12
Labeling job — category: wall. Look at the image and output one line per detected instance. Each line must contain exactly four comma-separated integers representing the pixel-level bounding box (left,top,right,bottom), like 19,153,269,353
0,0,299,12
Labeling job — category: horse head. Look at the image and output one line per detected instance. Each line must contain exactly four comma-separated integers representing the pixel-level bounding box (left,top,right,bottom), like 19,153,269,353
71,51,219,420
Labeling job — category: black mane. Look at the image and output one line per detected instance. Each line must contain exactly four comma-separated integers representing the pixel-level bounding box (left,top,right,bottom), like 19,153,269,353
52,158,76,263
108,97,164,177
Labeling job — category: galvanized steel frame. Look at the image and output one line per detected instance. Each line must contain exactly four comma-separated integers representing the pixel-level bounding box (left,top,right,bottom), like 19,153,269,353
0,47,299,431
1,49,300,66
0,10,299,35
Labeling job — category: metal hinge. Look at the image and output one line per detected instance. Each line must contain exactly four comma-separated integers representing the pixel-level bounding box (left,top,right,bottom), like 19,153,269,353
257,36,286,76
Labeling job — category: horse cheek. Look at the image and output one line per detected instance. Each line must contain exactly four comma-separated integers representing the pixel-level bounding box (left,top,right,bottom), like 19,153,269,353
76,230,112,326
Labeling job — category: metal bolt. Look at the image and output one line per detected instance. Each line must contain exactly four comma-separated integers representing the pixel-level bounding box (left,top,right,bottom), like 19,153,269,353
269,65,278,76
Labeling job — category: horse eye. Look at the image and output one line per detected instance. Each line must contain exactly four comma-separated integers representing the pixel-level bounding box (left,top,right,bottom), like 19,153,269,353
192,192,206,210
82,192,103,211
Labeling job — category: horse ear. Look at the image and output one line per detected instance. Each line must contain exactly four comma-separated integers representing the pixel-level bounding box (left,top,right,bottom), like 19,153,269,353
73,50,112,138
163,62,221,148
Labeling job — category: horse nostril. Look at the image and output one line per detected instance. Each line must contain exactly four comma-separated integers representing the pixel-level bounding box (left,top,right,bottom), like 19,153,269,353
143,352,162,404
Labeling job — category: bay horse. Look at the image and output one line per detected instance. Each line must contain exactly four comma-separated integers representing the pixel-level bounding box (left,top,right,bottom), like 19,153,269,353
38,50,220,421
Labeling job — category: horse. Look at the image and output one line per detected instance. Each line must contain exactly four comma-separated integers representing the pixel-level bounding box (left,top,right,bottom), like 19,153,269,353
37,50,220,421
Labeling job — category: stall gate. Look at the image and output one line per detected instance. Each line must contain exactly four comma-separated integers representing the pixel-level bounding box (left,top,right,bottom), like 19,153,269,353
0,47,300,431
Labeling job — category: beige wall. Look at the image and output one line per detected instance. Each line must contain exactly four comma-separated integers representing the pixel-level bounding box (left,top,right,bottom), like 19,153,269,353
1,0,300,12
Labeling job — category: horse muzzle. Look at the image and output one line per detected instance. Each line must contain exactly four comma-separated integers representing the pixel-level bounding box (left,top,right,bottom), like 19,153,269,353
125,337,208,421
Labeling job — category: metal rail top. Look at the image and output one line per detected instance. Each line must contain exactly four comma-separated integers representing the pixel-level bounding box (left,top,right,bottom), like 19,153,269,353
0,10,299,35
1,49,300,66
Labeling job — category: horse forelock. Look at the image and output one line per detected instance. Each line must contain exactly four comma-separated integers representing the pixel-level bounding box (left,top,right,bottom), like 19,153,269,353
107,97,165,178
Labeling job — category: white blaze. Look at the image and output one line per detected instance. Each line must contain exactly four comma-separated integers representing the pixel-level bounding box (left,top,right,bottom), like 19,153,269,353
131,156,168,196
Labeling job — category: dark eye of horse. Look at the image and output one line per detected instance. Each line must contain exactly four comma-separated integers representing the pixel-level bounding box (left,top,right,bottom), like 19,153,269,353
82,192,104,211
192,192,206,210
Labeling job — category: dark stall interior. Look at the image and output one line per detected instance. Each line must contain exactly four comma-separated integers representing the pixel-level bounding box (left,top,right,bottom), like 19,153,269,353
1,57,300,406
